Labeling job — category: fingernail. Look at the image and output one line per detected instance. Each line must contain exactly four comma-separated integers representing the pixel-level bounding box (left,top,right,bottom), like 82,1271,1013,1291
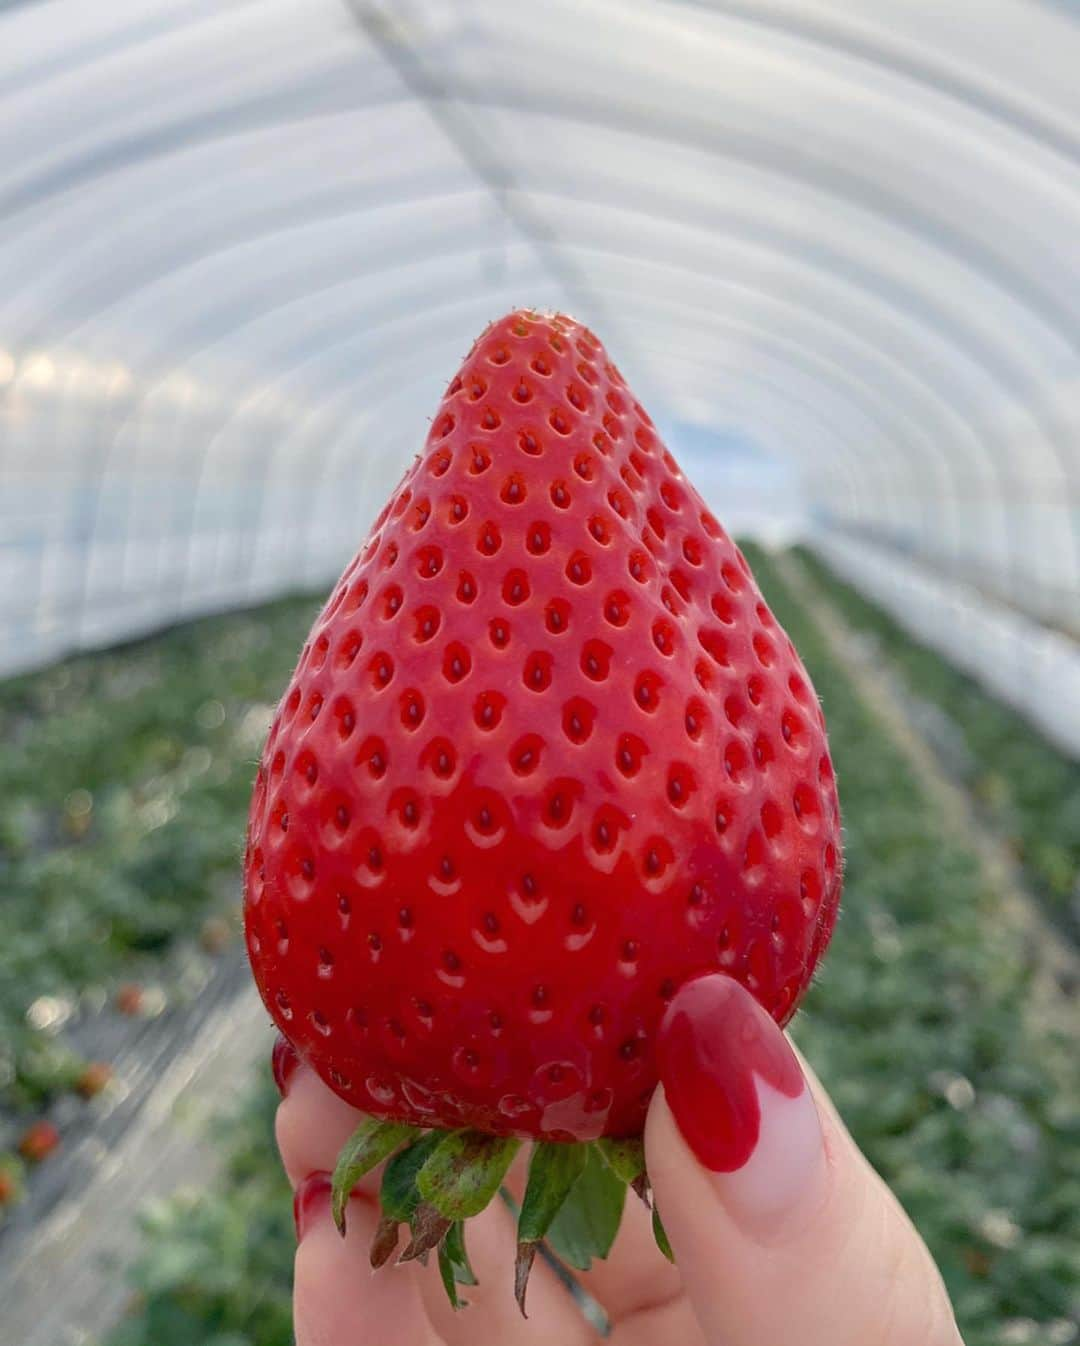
657,974,825,1230
272,1033,300,1097
294,1171,332,1242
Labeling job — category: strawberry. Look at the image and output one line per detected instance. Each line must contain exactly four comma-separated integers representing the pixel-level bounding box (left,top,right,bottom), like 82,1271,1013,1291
199,914,233,955
115,983,144,1016
74,1061,113,1099
18,1120,60,1164
244,309,841,1304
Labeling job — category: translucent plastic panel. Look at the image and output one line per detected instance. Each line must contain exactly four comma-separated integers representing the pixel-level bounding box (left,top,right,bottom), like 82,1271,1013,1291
1,0,1077,671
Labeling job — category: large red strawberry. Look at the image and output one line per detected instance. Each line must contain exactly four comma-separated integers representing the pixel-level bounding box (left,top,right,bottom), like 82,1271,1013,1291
244,309,841,1303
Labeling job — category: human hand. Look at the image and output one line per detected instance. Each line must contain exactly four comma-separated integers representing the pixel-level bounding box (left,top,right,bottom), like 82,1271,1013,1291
274,973,963,1345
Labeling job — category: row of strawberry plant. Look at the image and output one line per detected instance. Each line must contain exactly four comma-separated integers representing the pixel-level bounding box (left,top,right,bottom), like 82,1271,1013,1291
0,595,318,1123
105,551,1078,1346
745,543,1078,1344
796,545,1080,940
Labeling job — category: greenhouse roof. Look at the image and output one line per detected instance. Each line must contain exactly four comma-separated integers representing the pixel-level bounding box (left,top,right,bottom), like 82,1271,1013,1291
1,0,1078,679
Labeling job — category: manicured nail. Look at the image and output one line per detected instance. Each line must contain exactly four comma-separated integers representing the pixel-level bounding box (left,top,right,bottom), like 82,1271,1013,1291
294,1171,332,1242
657,974,825,1229
272,1033,300,1097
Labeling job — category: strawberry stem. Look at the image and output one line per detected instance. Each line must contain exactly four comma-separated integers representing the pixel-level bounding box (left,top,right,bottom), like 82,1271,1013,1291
543,1143,626,1271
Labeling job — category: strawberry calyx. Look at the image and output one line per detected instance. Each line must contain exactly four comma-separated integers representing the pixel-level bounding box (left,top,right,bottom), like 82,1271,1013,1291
330,1116,418,1232
329,1118,673,1314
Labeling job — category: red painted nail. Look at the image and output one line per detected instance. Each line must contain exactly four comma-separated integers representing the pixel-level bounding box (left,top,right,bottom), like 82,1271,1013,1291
657,974,805,1172
294,1171,332,1242
272,1033,300,1097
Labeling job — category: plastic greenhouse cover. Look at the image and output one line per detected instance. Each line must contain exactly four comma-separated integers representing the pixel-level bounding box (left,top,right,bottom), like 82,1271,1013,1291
0,0,1076,740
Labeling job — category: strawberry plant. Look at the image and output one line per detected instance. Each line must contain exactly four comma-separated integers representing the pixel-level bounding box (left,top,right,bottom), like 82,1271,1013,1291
0,596,320,1112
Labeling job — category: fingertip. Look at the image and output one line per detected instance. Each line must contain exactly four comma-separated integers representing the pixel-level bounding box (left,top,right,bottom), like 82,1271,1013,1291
272,1032,300,1097
653,974,812,1180
275,1063,369,1189
294,1169,332,1243
645,990,961,1346
294,1187,437,1346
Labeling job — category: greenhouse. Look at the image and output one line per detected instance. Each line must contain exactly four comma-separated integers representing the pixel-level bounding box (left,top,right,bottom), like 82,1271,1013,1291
1,4,1077,1346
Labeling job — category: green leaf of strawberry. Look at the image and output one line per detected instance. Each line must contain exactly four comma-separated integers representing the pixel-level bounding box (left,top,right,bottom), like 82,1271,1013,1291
596,1136,645,1184
438,1221,479,1309
515,1141,590,1312
652,1203,674,1262
544,1144,626,1272
331,1117,417,1233
369,1129,446,1267
417,1130,521,1221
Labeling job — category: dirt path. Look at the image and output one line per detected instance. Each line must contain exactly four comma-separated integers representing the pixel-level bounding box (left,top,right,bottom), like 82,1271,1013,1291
0,951,269,1346
775,550,1079,1019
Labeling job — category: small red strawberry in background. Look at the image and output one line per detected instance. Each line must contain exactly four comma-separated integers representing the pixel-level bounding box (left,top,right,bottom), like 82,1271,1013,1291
74,1061,113,1099
18,1120,60,1164
244,309,842,1306
199,914,233,955
114,983,144,1016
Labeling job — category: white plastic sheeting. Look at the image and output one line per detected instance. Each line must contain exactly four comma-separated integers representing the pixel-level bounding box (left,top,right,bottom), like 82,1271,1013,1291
1,0,1078,685
814,532,1080,758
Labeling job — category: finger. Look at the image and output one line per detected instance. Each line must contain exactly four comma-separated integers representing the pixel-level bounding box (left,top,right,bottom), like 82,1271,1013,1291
645,975,963,1346
275,1040,596,1342
566,1188,702,1346
415,1187,597,1346
293,1172,442,1346
274,1042,372,1191
609,1289,705,1346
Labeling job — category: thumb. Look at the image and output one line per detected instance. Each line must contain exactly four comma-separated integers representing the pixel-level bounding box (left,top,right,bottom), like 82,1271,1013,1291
644,974,963,1346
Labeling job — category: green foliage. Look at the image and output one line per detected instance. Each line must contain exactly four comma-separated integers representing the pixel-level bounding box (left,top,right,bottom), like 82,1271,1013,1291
331,1118,417,1233
379,1131,445,1223
0,596,320,1110
795,545,1080,938
544,1144,626,1271
437,1221,478,1309
651,1204,673,1263
518,1141,589,1247
417,1131,521,1220
594,1135,645,1184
